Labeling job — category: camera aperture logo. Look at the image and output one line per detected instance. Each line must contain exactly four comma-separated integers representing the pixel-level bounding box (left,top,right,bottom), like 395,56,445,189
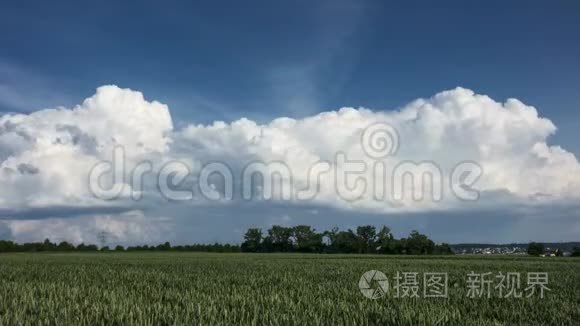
359,270,389,299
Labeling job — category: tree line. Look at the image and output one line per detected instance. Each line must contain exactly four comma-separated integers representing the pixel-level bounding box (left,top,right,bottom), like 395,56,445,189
241,225,454,254
2,231,578,256
0,239,240,253
0,225,450,255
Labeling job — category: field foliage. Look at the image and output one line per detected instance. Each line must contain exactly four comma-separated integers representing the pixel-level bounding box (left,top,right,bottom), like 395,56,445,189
0,253,578,325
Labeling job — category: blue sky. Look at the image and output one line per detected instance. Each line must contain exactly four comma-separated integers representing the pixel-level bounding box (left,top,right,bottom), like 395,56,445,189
0,1,579,244
1,0,579,152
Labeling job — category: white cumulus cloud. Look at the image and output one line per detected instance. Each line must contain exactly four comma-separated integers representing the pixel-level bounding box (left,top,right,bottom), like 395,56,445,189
0,85,579,244
0,85,173,209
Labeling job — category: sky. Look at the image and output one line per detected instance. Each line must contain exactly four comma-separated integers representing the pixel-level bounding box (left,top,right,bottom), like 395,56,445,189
0,0,579,245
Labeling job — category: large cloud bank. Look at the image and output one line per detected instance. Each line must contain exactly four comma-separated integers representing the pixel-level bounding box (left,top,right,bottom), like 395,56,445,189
0,86,173,209
0,85,579,242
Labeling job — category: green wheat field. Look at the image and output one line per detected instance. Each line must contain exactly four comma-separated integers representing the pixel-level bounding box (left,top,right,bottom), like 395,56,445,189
0,253,578,325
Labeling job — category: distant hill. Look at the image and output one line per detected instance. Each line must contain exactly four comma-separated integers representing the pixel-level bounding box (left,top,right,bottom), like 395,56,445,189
450,242,580,252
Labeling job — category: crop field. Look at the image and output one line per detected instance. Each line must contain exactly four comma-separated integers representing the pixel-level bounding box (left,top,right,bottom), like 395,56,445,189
0,253,578,325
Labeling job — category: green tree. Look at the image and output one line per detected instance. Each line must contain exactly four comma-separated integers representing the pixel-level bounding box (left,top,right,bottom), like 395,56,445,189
406,230,434,255
0,240,16,252
292,225,322,253
57,241,75,251
268,226,294,252
331,230,358,253
527,242,545,256
376,226,394,253
260,235,274,252
157,242,171,251
434,243,454,255
355,225,377,253
241,228,262,252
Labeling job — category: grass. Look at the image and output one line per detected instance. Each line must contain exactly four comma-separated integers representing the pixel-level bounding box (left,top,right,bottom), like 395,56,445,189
0,253,578,325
